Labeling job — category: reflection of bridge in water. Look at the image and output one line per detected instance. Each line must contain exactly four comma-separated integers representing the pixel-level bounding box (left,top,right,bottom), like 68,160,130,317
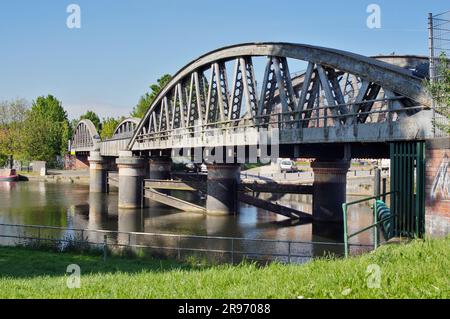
61,191,374,262
69,42,448,246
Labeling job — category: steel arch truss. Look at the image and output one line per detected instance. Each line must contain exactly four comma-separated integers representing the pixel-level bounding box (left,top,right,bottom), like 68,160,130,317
112,118,140,139
129,42,434,151
71,119,101,152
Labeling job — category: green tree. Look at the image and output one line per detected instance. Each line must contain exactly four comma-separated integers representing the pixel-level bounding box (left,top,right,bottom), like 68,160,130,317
80,110,101,133
21,95,70,166
131,74,172,118
0,99,28,166
100,117,121,140
426,52,450,135
69,118,79,134
0,98,28,126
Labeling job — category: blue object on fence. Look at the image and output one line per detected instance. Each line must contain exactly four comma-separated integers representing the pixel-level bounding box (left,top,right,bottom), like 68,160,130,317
375,200,394,241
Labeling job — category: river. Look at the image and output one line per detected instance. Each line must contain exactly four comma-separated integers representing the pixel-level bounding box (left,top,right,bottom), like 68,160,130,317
0,181,376,262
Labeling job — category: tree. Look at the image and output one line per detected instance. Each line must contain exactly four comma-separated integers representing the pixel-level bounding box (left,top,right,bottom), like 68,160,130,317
100,117,121,140
21,95,70,166
0,99,28,166
69,118,79,135
30,95,68,122
80,110,101,133
426,52,450,135
0,98,28,126
131,74,172,118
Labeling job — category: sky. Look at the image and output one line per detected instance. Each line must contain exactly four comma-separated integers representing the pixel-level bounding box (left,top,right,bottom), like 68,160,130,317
0,0,448,120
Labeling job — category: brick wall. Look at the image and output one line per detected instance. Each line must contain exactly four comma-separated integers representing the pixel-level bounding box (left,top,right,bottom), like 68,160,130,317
74,156,89,169
64,154,89,170
425,138,450,237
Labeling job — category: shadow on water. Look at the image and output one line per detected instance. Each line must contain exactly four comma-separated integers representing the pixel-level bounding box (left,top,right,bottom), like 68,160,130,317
311,222,345,257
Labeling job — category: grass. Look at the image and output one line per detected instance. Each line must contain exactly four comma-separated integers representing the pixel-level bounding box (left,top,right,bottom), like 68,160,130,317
0,237,448,298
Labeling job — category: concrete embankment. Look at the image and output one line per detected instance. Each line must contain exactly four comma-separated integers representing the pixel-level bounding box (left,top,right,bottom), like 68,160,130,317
19,169,89,185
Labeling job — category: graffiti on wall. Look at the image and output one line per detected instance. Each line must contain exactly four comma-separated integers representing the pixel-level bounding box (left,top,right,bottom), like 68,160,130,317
431,152,449,201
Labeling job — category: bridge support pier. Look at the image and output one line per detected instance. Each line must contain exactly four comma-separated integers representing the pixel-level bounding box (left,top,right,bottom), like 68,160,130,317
88,151,107,193
148,157,172,180
311,160,350,222
206,164,241,215
116,152,146,209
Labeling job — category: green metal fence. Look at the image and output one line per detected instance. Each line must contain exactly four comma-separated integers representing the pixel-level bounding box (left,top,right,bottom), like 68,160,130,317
390,141,426,238
343,141,426,258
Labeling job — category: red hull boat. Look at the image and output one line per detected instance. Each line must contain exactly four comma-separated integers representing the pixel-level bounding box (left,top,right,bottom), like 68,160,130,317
0,169,19,182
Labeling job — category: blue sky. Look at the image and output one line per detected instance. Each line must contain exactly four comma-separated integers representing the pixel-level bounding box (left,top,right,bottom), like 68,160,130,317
0,0,448,119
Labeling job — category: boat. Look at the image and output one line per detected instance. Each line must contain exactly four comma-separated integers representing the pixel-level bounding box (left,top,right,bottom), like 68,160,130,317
0,169,19,182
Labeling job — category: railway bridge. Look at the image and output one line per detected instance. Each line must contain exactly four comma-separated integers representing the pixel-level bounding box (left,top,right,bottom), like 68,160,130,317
70,43,449,237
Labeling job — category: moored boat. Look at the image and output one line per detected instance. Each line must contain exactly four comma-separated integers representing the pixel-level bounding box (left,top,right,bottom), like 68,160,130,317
0,169,19,182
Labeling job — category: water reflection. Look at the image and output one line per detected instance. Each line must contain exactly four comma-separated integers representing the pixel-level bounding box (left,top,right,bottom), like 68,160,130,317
0,181,375,260
88,193,108,229
311,222,345,257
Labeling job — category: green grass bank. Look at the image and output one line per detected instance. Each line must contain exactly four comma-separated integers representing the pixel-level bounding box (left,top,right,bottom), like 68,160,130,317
0,237,448,298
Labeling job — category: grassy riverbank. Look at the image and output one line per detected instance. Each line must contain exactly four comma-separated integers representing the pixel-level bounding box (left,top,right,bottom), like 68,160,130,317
0,237,448,298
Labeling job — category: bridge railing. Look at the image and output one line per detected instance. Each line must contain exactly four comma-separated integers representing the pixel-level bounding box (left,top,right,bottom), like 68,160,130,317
100,137,130,156
134,97,430,146
342,191,399,257
0,223,373,264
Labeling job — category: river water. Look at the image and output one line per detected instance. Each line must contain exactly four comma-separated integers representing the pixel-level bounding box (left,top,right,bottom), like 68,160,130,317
0,181,375,262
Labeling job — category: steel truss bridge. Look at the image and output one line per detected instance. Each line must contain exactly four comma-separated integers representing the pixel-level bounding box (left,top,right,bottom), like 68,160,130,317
70,42,442,159
67,42,450,240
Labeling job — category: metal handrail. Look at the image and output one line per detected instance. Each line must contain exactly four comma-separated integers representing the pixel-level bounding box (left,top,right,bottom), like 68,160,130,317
342,191,398,257
0,222,373,263
135,105,430,143
102,135,132,142
134,98,425,136
0,222,371,246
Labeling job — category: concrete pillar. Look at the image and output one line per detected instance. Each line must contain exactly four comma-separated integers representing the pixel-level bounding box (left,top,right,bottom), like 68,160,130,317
311,160,350,222
88,151,107,193
148,157,172,180
116,152,146,209
206,164,241,215
374,167,381,197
